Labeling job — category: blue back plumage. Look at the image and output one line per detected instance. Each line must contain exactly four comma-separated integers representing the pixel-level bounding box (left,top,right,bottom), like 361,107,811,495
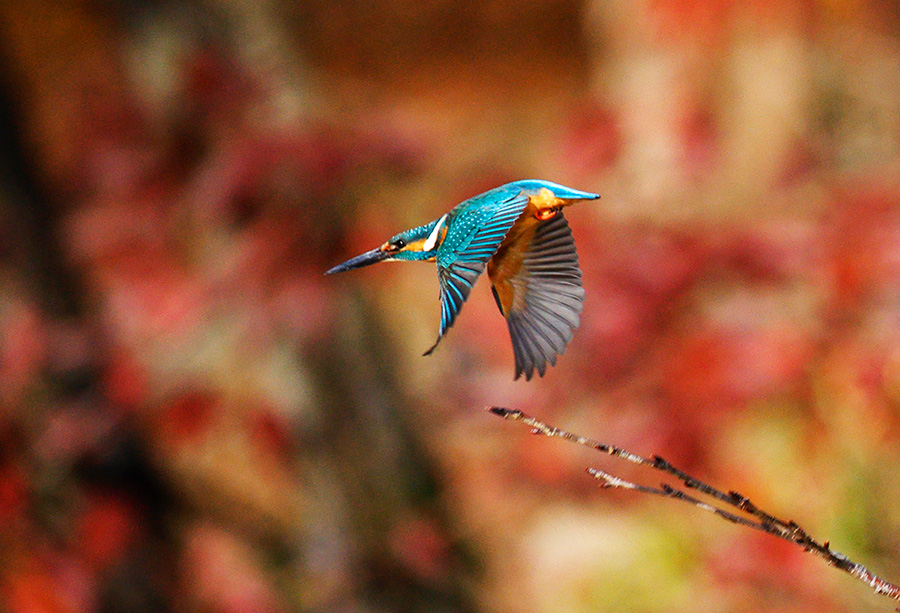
435,180,597,266
502,179,599,201
437,184,528,267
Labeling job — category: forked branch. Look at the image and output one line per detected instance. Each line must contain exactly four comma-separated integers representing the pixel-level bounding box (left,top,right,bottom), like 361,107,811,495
488,406,900,607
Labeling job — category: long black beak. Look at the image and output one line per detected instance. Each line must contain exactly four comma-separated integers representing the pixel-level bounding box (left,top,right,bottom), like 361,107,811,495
325,247,390,274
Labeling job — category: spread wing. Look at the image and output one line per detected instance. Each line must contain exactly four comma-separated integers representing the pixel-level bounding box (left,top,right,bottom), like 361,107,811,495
490,213,584,380
423,189,530,355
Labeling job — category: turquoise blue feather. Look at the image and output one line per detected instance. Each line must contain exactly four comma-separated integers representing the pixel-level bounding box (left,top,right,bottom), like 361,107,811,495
425,188,530,352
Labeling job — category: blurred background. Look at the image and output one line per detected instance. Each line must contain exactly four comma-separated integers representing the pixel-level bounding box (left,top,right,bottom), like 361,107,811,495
1,0,900,611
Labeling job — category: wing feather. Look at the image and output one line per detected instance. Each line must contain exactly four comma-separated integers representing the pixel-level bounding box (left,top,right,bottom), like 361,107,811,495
437,190,529,268
424,187,531,355
507,314,543,377
491,213,585,380
424,260,484,355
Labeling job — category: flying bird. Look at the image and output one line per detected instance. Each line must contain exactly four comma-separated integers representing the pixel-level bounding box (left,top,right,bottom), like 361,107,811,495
326,180,599,380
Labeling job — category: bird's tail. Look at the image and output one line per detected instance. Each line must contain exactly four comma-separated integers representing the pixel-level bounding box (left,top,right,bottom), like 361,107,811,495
423,338,440,356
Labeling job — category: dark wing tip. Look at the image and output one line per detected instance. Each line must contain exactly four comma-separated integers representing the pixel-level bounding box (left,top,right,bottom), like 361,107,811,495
514,361,531,381
508,313,555,381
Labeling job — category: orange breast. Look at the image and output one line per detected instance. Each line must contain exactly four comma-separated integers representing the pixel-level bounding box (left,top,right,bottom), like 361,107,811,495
487,210,540,315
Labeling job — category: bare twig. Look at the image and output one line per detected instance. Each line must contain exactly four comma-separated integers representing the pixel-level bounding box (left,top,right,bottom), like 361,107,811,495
488,406,900,607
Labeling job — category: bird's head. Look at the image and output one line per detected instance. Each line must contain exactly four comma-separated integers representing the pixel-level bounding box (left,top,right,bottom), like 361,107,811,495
326,214,448,274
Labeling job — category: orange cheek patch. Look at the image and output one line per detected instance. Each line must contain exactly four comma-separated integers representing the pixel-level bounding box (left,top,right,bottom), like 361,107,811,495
403,239,427,252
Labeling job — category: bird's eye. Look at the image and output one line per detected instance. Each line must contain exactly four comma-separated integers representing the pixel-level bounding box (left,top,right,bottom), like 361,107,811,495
394,239,406,249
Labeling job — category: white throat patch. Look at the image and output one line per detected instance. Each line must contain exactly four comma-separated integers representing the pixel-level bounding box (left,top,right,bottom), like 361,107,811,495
423,214,448,252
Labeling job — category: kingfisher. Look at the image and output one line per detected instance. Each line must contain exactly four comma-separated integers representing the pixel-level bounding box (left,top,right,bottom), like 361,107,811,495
326,180,600,380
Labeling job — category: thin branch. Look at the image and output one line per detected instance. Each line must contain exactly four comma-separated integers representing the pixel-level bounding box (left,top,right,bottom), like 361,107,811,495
488,406,900,607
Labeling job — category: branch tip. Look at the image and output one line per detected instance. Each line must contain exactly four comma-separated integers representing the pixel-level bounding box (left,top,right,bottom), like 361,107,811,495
488,407,523,420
